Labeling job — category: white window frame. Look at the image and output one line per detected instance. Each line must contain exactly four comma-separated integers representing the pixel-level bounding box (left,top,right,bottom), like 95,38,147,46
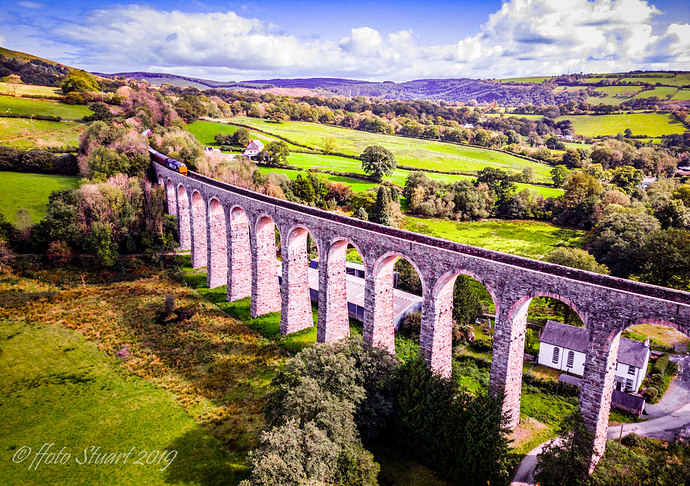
552,347,560,364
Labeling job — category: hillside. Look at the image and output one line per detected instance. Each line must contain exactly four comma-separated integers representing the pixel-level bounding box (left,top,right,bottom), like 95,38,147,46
0,47,72,87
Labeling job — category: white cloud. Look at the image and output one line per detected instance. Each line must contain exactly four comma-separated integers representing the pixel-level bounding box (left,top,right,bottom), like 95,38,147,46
17,1,46,8
44,0,690,80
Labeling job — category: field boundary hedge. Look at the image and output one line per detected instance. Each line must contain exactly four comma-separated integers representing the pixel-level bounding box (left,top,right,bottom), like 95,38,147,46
0,112,62,122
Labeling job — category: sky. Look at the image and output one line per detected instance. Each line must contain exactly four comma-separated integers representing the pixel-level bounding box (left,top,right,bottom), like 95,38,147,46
1,0,689,82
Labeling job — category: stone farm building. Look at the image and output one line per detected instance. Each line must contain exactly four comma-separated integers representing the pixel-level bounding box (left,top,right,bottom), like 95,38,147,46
243,139,264,158
538,320,651,392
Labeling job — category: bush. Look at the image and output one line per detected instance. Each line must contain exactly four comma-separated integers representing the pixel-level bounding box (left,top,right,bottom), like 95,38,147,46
644,387,658,401
653,353,669,376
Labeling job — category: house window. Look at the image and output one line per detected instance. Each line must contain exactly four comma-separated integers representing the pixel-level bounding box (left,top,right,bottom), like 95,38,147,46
628,365,636,375
552,347,560,364
625,379,633,392
567,351,574,369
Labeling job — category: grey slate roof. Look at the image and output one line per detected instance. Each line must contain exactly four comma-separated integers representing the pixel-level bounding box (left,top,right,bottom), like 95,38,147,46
541,320,649,368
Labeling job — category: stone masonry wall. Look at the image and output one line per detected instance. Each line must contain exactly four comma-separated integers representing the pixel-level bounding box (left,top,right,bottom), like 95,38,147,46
207,199,227,289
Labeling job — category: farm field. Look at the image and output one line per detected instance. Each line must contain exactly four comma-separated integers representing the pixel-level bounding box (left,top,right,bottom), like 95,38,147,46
221,117,555,182
555,112,686,137
590,86,641,105
0,82,62,97
188,120,302,150
0,117,84,149
0,318,234,486
0,96,92,119
498,76,552,83
634,86,678,99
0,172,80,223
403,218,585,259
257,166,378,193
672,90,690,101
487,113,544,120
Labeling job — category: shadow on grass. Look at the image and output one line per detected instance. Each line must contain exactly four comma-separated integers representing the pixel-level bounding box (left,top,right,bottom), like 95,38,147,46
163,428,248,486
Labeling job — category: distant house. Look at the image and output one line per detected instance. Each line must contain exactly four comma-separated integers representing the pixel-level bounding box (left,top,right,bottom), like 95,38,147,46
538,320,650,392
243,139,264,158
463,123,474,129
639,176,656,189
677,166,690,178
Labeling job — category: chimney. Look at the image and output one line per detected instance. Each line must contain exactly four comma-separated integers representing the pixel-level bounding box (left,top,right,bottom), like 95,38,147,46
644,337,650,348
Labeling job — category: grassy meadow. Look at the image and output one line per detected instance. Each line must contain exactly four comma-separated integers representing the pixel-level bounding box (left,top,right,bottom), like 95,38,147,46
0,172,80,223
0,117,84,149
0,261,289,485
222,117,555,182
556,111,686,137
0,96,92,120
0,82,62,97
188,120,302,150
403,217,586,259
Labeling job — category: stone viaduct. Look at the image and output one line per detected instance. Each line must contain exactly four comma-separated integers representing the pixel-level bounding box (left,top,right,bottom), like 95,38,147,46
154,163,690,467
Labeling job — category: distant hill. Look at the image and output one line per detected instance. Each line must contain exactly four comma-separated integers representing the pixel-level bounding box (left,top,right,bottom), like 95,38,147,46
0,47,73,87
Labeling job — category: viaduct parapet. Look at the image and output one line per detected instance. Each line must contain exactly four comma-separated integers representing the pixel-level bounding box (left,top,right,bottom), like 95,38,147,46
154,164,690,468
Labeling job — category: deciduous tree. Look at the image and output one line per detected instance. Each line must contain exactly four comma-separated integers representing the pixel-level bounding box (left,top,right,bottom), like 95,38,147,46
360,145,396,182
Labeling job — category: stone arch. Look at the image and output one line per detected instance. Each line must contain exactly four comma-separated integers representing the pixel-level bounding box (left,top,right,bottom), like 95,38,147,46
176,184,191,251
364,252,426,356
280,224,319,335
191,191,207,268
250,214,281,318
317,238,366,344
422,270,499,378
206,198,227,289
490,290,587,429
166,179,176,215
157,175,164,187
227,205,251,302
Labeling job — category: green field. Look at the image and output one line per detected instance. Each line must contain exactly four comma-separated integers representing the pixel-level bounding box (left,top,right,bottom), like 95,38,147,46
672,90,690,101
0,117,84,149
0,172,80,223
257,166,378,193
0,96,92,120
219,117,554,182
499,76,552,83
0,82,62,97
486,113,544,121
188,120,302,150
555,112,686,137
590,86,641,105
0,319,233,486
403,218,585,259
634,87,678,100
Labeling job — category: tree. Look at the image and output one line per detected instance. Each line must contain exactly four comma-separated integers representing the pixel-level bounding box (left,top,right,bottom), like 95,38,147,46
452,275,484,327
562,149,582,169
535,409,595,486
322,135,338,155
638,228,690,290
61,70,100,94
610,166,644,194
2,74,23,95
522,166,536,183
476,167,516,203
551,165,569,188
261,141,290,166
360,145,396,182
562,171,603,206
269,111,289,123
293,174,316,203
589,209,660,278
371,186,392,226
394,258,422,295
546,247,609,274
232,128,252,147
84,221,117,267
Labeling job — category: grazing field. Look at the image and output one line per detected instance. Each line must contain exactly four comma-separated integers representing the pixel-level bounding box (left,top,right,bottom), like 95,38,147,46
634,87,678,100
0,319,234,486
619,73,681,85
403,218,585,259
257,166,378,193
555,112,686,137
486,113,544,120
0,96,92,119
0,117,84,149
0,172,80,223
188,120,301,150
499,76,552,83
0,82,62,97
590,86,641,104
672,90,690,101
224,117,554,182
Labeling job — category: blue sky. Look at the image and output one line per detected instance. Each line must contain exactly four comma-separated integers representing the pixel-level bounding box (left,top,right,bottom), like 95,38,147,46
1,0,689,81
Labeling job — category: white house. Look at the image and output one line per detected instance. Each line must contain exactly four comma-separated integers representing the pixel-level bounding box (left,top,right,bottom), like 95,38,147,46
243,139,264,158
538,320,650,392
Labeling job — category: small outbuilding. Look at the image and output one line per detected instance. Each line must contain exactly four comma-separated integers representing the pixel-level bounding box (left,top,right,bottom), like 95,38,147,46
243,139,265,158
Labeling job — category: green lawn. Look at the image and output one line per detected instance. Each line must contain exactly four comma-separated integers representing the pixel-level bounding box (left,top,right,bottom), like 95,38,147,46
0,96,93,120
555,112,686,137
403,218,586,259
223,117,554,182
0,319,234,486
0,172,80,223
0,117,84,149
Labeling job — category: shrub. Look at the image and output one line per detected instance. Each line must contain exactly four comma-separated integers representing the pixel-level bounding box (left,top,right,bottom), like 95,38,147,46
46,240,73,266
398,310,421,341
644,387,658,401
653,353,669,376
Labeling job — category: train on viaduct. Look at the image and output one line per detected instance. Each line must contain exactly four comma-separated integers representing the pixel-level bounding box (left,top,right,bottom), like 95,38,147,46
152,162,690,468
